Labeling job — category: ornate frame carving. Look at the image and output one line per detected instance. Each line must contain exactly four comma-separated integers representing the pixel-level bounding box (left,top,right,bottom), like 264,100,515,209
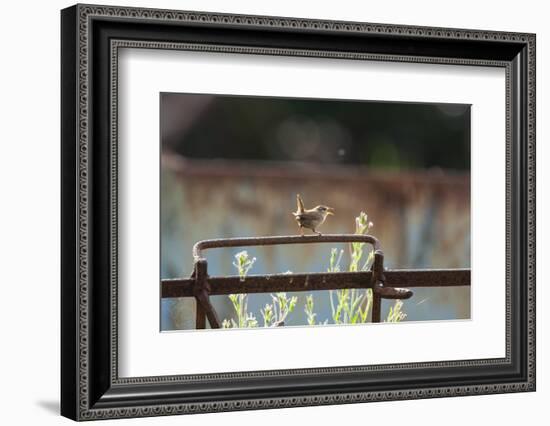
61,4,535,420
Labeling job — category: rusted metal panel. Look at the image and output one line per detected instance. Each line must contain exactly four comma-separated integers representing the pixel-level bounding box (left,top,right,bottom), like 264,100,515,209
161,159,471,279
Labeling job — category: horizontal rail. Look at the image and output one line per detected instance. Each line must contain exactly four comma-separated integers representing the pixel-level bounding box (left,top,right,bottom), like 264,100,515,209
193,234,382,261
162,268,470,298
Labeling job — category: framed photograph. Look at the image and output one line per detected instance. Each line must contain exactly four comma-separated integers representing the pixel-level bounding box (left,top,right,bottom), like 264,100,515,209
61,4,536,421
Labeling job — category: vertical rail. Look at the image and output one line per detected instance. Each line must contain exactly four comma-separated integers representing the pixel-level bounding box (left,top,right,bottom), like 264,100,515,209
194,260,208,329
370,250,385,323
196,302,206,329
193,260,221,329
372,293,382,323
200,295,221,329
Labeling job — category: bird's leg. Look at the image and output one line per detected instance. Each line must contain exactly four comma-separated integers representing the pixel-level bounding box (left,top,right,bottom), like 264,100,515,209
313,229,322,236
300,226,304,236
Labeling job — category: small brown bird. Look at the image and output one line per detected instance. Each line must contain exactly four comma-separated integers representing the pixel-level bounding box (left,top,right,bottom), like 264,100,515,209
292,194,334,236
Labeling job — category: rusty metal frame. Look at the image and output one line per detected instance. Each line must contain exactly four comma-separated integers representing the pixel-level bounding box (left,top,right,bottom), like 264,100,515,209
161,234,471,328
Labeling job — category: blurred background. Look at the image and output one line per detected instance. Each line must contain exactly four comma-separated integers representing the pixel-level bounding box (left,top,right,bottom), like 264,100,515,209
160,93,471,331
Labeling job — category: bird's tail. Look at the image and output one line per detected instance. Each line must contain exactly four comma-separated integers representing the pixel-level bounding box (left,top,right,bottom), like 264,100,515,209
296,194,305,214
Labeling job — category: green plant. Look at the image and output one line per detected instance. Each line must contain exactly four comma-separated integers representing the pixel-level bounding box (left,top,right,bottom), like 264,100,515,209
385,300,407,322
262,293,298,327
223,293,259,328
304,294,317,325
328,247,344,273
224,251,297,328
350,212,375,273
328,212,376,324
233,250,256,281
223,251,258,328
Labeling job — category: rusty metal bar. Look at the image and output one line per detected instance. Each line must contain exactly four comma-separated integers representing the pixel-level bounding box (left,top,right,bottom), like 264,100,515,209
192,261,206,329
195,292,221,329
161,269,470,298
372,292,382,323
370,250,385,323
193,234,381,261
195,302,206,329
380,269,471,287
192,260,221,329
376,287,413,299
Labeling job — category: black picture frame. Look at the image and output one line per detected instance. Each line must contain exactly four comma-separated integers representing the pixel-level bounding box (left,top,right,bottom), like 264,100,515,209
61,4,536,421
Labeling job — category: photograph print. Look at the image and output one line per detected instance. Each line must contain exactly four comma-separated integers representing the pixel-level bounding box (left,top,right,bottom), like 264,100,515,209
160,93,471,331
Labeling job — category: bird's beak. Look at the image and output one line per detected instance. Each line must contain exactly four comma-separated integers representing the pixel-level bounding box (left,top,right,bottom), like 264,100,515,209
327,207,335,215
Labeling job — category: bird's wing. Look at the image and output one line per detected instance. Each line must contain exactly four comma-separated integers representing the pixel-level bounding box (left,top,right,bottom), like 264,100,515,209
296,194,305,214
